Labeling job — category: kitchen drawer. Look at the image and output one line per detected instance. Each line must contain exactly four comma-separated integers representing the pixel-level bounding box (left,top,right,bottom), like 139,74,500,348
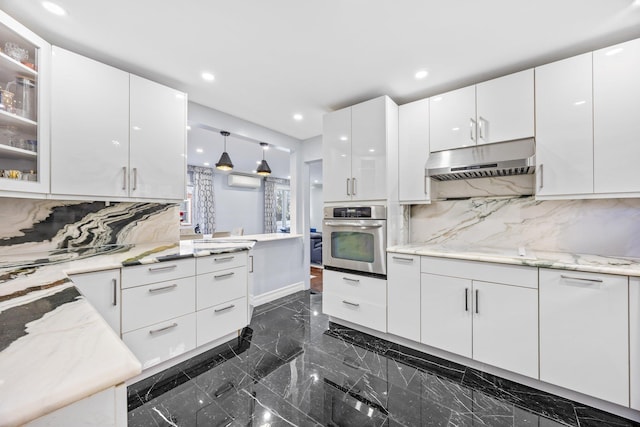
196,251,247,275
122,276,195,333
196,297,248,346
323,292,386,333
421,256,538,289
323,270,387,306
122,258,195,289
122,312,196,370
196,266,247,310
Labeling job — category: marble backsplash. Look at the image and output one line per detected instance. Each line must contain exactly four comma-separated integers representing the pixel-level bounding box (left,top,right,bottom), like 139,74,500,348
0,198,179,255
410,196,640,258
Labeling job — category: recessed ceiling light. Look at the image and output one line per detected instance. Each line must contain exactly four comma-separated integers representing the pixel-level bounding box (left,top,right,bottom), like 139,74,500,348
287,175,291,179
186,125,191,131
42,1,66,16
369,149,375,153
452,127,460,131
339,136,348,141
574,100,586,106
293,113,303,121
203,162,210,166
196,148,203,153
256,160,261,165
201,72,215,81
415,70,428,79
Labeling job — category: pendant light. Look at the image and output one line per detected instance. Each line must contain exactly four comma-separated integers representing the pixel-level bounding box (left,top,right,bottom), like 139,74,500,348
215,131,233,171
256,142,272,176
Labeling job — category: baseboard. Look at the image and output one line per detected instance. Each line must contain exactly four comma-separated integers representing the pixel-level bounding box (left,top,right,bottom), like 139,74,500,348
252,281,305,306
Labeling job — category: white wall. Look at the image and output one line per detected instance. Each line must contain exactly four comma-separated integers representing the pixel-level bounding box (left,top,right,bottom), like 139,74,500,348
213,173,264,235
310,184,323,232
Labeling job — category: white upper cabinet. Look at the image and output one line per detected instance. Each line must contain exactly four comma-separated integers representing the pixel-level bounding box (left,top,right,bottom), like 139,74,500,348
323,96,396,202
430,70,534,152
51,47,130,198
593,38,640,194
398,99,430,203
535,53,594,197
129,75,186,200
322,107,352,202
51,47,186,201
0,11,51,195
429,85,476,152
475,70,534,145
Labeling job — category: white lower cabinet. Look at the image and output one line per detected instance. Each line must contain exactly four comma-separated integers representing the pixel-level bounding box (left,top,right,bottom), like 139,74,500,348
121,276,195,333
323,269,387,332
631,277,640,411
196,266,247,311
122,313,196,370
421,273,472,358
70,269,121,334
387,254,421,341
539,269,629,406
472,280,538,378
197,297,248,346
420,257,538,378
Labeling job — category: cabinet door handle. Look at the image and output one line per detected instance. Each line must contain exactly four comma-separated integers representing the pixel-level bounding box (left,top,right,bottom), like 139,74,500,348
470,118,477,142
148,264,177,272
352,177,357,195
475,289,479,314
560,274,603,284
539,164,544,190
214,304,235,313
214,272,235,279
149,322,177,334
424,175,428,195
342,300,360,307
249,255,254,273
465,288,469,312
112,278,118,306
346,178,351,196
392,256,413,262
478,116,487,140
132,167,138,191
148,283,178,293
122,166,127,191
214,256,234,262
343,277,360,284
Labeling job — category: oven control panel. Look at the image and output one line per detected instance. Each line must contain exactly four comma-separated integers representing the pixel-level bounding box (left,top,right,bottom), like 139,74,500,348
324,205,386,219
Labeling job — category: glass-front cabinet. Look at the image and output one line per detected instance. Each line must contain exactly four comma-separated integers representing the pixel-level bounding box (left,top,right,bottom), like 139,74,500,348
0,11,50,194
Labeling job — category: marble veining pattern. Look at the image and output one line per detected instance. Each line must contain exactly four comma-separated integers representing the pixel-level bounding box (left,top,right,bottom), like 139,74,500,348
411,196,640,258
127,291,640,427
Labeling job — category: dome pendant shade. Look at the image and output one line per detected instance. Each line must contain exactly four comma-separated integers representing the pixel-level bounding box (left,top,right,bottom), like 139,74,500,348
216,130,233,171
256,159,271,176
215,151,233,171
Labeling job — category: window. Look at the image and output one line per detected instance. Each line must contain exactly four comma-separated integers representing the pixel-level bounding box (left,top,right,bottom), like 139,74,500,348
275,185,290,232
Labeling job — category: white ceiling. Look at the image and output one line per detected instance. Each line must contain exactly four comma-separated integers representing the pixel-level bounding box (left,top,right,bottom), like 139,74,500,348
2,0,640,141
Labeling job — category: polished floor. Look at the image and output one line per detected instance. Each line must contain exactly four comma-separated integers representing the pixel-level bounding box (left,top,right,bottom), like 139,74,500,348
127,291,639,427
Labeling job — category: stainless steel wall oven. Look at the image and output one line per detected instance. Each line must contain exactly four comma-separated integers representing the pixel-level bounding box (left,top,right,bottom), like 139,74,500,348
322,205,387,277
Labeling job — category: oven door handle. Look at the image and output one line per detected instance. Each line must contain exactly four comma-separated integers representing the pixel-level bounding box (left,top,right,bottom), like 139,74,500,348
323,221,384,228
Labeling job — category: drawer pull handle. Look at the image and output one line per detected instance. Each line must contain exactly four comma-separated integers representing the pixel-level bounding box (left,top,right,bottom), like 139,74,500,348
148,264,178,272
465,288,469,312
149,323,177,334
475,289,479,314
392,256,413,262
343,277,360,284
214,382,235,398
214,272,235,279
112,278,118,306
215,304,235,313
148,283,178,293
214,256,234,262
342,300,360,307
560,274,603,284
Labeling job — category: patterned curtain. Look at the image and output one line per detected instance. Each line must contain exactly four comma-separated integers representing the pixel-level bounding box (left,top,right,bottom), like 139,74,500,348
264,176,290,233
187,165,215,234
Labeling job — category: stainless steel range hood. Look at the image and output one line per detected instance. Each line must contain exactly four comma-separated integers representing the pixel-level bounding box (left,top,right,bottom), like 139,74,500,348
426,138,536,181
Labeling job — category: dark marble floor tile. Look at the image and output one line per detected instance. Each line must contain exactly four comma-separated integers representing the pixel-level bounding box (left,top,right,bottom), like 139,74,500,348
324,321,394,355
575,406,640,427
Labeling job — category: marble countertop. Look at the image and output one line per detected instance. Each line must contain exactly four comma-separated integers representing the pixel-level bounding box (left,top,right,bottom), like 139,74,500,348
387,243,640,277
0,240,253,426
207,233,303,242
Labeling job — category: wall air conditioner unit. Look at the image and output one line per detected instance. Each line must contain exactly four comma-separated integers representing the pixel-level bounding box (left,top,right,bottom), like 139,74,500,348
227,173,262,189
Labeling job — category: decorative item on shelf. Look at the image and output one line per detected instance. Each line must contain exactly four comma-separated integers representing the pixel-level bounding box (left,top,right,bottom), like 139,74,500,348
6,76,36,121
215,130,233,171
256,142,271,176
0,89,14,112
3,42,29,63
